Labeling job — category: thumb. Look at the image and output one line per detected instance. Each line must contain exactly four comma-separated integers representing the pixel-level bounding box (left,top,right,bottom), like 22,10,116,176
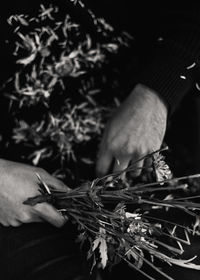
33,203,67,228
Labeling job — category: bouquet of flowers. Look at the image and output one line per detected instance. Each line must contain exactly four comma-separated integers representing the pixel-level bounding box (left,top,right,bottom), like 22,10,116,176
1,1,200,279
25,148,200,280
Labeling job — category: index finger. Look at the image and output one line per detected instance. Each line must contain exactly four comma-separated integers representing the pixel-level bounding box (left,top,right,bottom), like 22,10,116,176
33,203,67,228
36,172,70,192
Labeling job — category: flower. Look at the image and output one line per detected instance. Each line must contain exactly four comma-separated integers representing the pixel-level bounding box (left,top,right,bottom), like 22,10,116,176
153,152,172,181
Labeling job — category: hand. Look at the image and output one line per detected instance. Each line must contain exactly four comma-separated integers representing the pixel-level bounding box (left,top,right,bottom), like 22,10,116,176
0,159,69,227
96,83,168,177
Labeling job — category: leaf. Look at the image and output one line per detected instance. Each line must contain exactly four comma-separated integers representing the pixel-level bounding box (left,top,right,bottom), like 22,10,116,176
99,236,108,269
92,237,100,252
92,236,108,268
92,228,108,269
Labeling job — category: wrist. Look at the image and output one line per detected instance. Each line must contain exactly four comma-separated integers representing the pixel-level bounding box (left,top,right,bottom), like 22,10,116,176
133,83,168,119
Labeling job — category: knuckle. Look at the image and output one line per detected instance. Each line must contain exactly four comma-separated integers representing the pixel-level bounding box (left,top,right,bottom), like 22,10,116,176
125,143,134,155
35,167,47,175
109,140,119,153
110,137,135,156
125,139,141,156
10,220,21,227
120,143,133,157
39,167,46,174
1,221,9,227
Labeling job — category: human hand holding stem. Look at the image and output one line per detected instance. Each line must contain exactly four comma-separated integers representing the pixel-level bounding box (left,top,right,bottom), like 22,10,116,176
22,149,200,280
0,159,69,227
96,83,168,177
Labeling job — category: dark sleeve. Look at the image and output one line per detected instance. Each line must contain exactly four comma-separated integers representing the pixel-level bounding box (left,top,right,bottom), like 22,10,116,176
136,7,200,115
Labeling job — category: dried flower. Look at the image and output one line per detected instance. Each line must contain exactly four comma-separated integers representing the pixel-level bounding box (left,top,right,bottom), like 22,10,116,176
2,1,132,181
24,150,200,280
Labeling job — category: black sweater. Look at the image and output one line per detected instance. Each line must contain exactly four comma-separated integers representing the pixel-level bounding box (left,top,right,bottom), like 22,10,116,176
84,1,200,114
